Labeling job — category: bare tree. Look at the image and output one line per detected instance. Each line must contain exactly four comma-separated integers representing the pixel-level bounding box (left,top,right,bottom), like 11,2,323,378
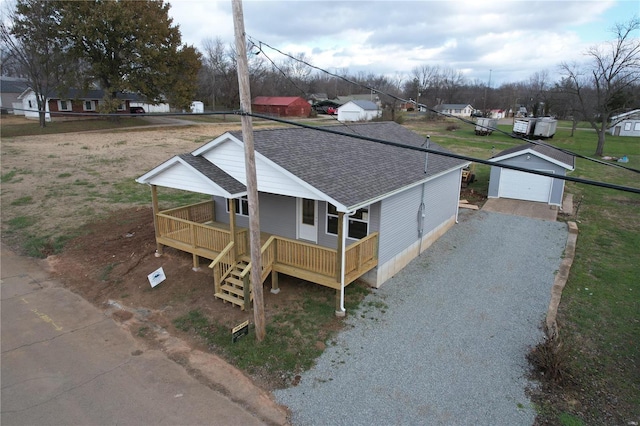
1,0,71,126
560,17,640,156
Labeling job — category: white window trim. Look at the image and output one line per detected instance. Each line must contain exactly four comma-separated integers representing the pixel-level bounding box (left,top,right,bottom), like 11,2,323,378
117,102,126,111
634,122,640,131
83,100,97,111
57,100,72,111
325,203,369,240
226,196,249,217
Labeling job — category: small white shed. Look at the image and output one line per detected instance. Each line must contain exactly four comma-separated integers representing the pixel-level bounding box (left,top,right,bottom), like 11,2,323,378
337,100,380,122
190,101,204,113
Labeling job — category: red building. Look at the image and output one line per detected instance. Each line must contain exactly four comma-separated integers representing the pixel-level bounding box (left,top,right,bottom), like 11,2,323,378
251,96,311,117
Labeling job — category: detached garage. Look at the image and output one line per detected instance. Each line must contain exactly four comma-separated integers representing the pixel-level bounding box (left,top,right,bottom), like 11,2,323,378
488,143,575,206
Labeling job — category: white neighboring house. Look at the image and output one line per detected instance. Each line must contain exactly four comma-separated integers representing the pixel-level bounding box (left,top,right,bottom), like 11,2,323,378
0,77,30,115
435,104,474,118
129,101,170,113
609,109,640,137
337,100,381,122
18,88,51,121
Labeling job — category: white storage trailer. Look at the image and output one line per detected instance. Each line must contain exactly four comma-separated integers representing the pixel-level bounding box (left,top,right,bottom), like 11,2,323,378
475,117,498,136
513,117,539,137
533,117,557,138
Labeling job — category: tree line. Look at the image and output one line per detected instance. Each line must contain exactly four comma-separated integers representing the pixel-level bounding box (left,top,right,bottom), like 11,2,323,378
2,1,638,155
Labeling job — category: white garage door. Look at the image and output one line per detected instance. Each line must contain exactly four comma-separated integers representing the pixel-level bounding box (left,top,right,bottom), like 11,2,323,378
498,168,552,203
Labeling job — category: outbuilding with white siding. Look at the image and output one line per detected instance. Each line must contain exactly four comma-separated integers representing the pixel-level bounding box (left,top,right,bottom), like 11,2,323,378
488,143,575,206
337,100,381,122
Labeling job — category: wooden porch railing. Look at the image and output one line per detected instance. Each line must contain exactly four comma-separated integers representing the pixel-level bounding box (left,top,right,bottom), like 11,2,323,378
156,214,231,252
345,232,379,278
276,237,337,279
240,235,277,284
157,200,248,257
209,241,235,293
161,200,214,223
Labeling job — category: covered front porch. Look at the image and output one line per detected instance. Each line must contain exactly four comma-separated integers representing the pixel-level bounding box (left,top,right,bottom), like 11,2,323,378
149,191,378,312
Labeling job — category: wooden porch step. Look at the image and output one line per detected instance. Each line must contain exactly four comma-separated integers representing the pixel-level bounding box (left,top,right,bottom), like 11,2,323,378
214,292,246,309
225,276,244,287
220,283,245,297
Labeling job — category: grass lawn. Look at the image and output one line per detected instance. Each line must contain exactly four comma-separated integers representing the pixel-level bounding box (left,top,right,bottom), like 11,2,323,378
405,116,639,425
0,115,150,137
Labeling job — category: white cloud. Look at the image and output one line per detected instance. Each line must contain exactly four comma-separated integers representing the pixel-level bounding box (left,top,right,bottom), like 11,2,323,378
168,0,631,85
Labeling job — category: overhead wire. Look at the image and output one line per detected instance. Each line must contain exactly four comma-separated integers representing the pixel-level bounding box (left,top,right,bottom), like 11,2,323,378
247,34,640,174
248,40,360,133
9,105,640,194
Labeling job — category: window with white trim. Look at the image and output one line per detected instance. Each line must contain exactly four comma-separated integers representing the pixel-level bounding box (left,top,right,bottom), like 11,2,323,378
83,100,96,111
117,102,125,111
624,122,632,131
634,122,640,131
58,100,72,111
326,203,369,239
226,196,249,217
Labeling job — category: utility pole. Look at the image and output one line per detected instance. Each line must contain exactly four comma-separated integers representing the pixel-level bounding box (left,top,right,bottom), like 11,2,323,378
232,0,265,341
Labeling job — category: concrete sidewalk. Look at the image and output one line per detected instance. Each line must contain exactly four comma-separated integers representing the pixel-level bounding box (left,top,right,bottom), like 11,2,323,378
1,244,286,425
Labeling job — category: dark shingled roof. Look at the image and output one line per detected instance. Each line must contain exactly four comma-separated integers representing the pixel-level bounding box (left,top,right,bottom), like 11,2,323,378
0,77,29,94
492,143,575,169
228,122,467,208
178,154,246,195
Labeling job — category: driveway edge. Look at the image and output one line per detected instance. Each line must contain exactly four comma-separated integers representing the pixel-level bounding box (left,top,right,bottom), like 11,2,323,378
545,221,579,338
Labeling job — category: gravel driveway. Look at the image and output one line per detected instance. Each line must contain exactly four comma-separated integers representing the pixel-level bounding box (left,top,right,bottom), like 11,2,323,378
274,210,569,425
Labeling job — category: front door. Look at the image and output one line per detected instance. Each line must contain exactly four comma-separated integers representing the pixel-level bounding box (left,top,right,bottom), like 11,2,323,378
297,198,317,242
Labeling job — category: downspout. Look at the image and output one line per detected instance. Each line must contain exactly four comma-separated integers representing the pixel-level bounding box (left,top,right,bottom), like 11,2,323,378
338,209,356,315
417,136,429,253
456,168,464,224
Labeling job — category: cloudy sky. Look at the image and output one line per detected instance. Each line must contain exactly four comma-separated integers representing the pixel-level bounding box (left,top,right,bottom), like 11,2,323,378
168,0,639,86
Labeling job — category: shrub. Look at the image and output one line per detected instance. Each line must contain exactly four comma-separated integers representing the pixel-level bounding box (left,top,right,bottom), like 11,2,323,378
528,335,572,385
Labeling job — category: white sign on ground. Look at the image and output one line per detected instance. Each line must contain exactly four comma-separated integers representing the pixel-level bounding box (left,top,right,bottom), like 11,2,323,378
147,267,166,288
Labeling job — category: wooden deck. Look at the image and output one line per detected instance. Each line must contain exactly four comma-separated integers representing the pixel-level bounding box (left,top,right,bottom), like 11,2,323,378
155,201,378,290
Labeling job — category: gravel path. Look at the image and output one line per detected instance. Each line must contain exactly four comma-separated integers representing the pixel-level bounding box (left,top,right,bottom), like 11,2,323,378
274,210,569,426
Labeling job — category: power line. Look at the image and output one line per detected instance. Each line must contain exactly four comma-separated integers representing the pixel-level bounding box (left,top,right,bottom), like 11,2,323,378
239,110,640,195
246,35,640,175
9,108,639,194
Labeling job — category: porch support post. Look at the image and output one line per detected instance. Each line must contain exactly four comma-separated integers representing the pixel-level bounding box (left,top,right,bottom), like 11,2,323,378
150,185,163,257
335,212,346,317
271,271,279,294
229,199,237,260
271,240,280,294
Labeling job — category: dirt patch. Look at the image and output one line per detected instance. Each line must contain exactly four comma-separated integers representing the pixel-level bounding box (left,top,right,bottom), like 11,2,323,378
45,206,346,390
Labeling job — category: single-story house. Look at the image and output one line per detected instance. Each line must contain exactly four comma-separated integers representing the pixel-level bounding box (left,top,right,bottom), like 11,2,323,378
335,94,382,107
18,88,141,121
488,143,575,206
337,100,381,122
609,109,640,137
435,104,474,118
490,109,506,119
136,122,468,314
0,76,29,115
130,101,170,113
251,96,311,117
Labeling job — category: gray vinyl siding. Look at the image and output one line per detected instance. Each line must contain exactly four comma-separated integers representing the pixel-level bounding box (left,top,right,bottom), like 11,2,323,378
378,170,460,265
317,201,381,250
488,154,567,205
423,170,460,231
213,193,297,239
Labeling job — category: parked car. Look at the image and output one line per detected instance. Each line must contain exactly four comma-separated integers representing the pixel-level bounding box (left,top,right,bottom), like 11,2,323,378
129,106,145,114
326,107,337,115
